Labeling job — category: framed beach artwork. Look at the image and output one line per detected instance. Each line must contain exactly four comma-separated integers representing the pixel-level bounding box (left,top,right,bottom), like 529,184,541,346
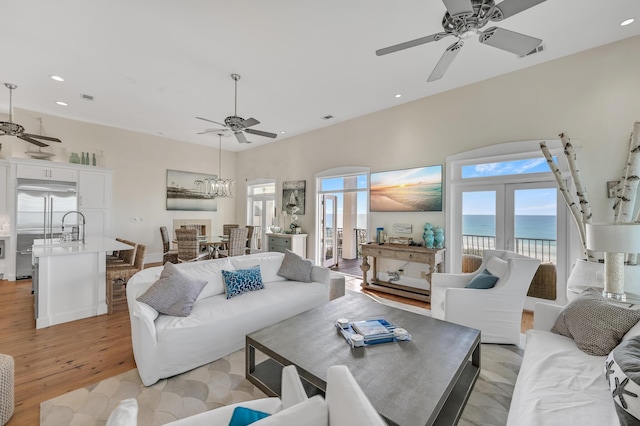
370,165,443,212
166,169,218,211
283,180,306,214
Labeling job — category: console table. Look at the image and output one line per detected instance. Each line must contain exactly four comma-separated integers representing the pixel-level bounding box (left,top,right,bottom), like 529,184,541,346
360,244,445,302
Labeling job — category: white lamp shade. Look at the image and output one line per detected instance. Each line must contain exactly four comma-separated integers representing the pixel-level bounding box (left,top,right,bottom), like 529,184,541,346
586,223,640,253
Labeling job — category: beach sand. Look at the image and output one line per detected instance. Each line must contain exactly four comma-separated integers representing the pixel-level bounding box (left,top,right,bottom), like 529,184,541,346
370,194,417,211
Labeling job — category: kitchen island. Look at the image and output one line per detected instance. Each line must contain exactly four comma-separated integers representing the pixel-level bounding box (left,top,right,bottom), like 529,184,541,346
32,236,133,329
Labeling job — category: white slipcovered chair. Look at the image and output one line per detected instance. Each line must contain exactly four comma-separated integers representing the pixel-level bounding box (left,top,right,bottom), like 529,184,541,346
431,249,541,344
162,364,386,426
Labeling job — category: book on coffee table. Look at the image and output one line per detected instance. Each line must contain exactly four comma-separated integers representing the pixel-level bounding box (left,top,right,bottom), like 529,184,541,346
351,319,394,340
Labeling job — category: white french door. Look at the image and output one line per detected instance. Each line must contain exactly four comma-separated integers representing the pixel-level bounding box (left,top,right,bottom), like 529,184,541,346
458,180,563,267
322,195,338,268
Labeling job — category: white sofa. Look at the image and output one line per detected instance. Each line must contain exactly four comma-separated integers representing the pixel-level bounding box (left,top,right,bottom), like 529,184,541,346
126,252,331,386
506,301,640,425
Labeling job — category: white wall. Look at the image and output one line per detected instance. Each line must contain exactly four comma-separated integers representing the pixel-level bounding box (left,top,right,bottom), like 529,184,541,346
0,112,237,264
236,35,640,265
2,36,639,269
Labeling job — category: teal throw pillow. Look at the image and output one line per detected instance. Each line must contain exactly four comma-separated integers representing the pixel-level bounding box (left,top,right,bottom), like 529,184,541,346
466,269,499,289
222,266,264,299
228,406,270,426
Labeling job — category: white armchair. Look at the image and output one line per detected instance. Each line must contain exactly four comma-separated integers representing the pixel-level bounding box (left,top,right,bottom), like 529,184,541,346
431,249,541,344
161,364,387,426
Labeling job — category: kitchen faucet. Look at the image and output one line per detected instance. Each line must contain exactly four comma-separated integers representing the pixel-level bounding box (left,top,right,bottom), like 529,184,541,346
61,211,86,244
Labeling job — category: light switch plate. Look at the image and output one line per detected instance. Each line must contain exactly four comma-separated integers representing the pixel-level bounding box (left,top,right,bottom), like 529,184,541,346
393,223,412,234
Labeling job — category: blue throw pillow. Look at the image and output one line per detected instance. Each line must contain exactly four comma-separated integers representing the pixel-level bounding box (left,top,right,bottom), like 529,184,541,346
228,406,270,426
222,266,264,299
465,269,499,289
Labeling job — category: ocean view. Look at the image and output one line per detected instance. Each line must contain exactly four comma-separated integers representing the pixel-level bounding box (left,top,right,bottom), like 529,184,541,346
463,215,556,240
463,214,557,262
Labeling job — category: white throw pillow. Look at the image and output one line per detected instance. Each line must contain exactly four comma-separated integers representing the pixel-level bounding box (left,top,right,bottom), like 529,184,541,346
106,398,138,426
178,258,235,300
231,252,287,283
253,395,328,425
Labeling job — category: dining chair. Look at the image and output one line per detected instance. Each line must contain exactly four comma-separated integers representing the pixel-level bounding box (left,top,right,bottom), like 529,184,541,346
106,244,146,314
107,239,136,265
245,225,256,254
175,228,209,263
160,226,179,265
219,227,248,257
220,224,239,251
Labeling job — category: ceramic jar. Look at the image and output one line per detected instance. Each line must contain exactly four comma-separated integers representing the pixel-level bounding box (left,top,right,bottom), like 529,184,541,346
423,223,434,248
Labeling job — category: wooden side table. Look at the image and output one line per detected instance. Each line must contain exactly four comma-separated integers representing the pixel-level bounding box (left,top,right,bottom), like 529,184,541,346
360,243,445,302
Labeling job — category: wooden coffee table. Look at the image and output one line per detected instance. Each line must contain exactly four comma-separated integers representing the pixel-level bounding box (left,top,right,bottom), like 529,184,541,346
246,292,480,426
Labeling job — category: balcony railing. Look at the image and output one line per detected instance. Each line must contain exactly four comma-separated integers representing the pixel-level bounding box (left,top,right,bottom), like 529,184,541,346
462,234,556,263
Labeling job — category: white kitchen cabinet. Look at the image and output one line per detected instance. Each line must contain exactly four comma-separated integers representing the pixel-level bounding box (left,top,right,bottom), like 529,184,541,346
17,163,78,182
78,169,113,237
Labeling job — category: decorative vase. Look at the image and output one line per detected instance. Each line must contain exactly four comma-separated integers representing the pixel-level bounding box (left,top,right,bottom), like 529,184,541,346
423,223,434,248
69,152,81,164
434,226,445,249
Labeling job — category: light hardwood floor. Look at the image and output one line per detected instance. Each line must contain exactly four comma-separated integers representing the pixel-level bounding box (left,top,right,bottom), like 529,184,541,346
0,279,135,426
0,273,533,425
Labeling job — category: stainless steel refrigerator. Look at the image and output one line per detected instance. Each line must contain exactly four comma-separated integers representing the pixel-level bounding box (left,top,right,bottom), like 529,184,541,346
16,179,78,279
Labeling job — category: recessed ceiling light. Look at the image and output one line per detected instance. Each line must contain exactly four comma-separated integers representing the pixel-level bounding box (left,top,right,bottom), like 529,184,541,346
56,101,68,106
621,18,635,26
395,94,402,98
50,75,64,82
281,131,286,134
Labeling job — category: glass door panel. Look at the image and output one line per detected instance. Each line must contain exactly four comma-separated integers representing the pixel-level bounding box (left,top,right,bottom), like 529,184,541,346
511,186,557,263
462,190,497,257
323,195,337,268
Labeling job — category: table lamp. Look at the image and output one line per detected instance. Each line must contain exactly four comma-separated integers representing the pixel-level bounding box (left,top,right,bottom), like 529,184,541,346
586,223,640,300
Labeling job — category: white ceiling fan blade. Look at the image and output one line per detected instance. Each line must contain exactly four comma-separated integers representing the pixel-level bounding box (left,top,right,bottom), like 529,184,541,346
245,128,277,138
427,40,464,82
376,33,450,56
442,0,474,16
196,116,227,127
197,128,227,135
480,27,542,56
492,0,547,21
241,117,260,128
235,131,250,144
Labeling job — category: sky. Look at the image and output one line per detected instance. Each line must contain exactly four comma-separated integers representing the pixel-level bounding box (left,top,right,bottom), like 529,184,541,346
462,157,557,216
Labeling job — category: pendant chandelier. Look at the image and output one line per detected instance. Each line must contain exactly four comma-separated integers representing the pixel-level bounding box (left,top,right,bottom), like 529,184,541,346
212,133,234,197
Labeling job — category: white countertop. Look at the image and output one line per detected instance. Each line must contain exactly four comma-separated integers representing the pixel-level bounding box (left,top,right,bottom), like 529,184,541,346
32,236,133,258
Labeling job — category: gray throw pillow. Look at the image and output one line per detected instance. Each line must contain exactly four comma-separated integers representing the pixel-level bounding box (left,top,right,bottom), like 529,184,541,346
277,249,313,283
137,262,207,317
551,287,640,356
605,336,640,425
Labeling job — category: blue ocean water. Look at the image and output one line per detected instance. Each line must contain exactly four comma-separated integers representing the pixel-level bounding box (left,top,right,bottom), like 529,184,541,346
463,215,556,240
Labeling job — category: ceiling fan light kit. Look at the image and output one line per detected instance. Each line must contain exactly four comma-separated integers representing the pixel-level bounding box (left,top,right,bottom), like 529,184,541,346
376,0,547,82
0,83,63,147
196,73,278,144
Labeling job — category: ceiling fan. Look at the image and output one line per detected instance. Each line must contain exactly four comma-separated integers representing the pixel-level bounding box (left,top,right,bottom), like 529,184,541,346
196,74,277,144
0,83,62,147
376,0,546,82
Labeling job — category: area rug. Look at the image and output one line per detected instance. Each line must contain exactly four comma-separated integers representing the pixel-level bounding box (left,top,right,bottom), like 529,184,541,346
41,299,523,425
